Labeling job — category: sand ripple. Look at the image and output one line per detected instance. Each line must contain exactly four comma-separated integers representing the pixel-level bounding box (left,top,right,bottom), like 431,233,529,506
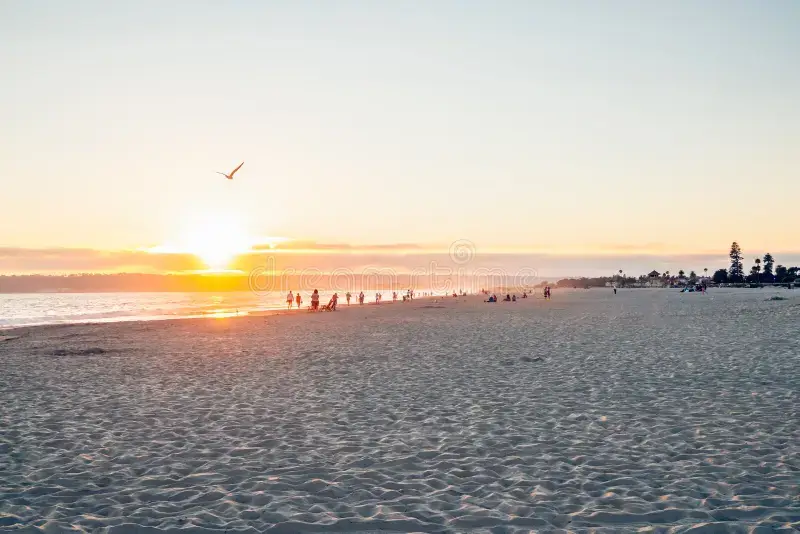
1,289,798,533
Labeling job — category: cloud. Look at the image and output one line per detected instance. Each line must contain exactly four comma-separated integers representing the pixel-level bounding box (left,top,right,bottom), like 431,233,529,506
2,246,799,278
251,240,427,253
0,247,205,274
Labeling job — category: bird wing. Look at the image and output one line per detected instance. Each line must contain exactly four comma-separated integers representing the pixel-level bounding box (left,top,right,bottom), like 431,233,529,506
229,161,244,177
216,172,228,177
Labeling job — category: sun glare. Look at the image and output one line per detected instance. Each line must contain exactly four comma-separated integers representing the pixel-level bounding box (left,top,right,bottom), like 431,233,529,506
180,213,252,270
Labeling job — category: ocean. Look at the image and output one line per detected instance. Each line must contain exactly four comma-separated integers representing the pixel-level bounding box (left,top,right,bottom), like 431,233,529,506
0,289,440,328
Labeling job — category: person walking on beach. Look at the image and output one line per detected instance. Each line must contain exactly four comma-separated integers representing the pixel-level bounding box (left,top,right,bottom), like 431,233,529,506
359,291,364,305
311,289,320,310
330,292,338,311
287,290,294,309
295,293,302,308
346,292,351,305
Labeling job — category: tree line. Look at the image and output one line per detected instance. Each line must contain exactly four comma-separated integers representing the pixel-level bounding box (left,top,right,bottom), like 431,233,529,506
712,242,799,284
551,241,798,288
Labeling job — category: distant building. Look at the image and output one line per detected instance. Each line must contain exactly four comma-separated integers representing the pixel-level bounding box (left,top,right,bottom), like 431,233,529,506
645,271,663,287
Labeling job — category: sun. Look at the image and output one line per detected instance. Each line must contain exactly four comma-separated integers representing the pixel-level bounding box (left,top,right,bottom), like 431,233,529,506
180,213,252,270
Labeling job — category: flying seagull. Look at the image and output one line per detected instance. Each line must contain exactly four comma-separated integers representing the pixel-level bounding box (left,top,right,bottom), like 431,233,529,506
217,161,244,180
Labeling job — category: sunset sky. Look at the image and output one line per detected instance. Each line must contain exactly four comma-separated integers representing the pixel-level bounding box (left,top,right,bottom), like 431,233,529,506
2,1,798,274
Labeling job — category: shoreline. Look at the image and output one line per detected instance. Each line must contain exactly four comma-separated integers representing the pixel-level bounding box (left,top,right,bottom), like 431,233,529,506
3,285,797,335
0,292,458,336
4,284,796,334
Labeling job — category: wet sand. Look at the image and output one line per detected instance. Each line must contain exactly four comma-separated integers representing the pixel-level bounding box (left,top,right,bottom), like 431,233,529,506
1,289,798,533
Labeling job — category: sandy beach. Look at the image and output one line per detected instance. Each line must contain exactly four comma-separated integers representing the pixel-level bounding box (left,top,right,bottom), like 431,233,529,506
1,289,798,533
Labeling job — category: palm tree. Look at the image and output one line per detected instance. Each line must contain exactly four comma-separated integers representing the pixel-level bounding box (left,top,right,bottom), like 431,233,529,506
678,269,685,278
704,268,708,279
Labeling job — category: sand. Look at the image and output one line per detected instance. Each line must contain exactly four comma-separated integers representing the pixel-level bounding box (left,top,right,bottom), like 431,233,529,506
1,289,798,533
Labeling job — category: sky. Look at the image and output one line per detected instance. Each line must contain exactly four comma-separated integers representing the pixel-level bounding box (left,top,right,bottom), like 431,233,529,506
1,0,798,275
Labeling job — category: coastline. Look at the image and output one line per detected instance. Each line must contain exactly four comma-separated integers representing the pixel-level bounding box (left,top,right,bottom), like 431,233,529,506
0,291,452,336
0,290,450,332
2,285,797,336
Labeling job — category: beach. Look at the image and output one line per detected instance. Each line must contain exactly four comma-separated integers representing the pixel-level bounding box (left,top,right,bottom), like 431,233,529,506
1,289,798,533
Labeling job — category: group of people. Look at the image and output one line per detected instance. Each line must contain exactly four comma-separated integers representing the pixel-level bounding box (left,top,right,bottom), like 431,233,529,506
286,290,303,308
484,293,516,302
287,288,552,308
388,289,418,302
484,289,547,303
286,290,340,311
286,289,399,311
485,293,518,302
